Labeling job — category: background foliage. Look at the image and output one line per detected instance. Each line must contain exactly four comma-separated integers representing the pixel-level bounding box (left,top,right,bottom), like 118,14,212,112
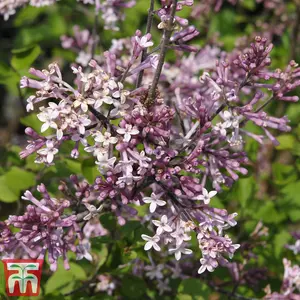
0,0,299,299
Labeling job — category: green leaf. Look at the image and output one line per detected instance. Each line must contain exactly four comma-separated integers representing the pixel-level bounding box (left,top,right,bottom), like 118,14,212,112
64,159,81,174
176,294,193,300
20,113,43,133
120,220,141,239
0,176,19,203
281,182,300,206
4,167,36,195
241,0,256,10
178,279,211,299
81,158,98,184
121,275,146,299
14,6,48,26
288,209,300,221
231,177,255,208
11,45,41,71
272,163,297,186
255,202,286,224
99,213,117,231
276,134,296,150
45,262,87,295
274,231,291,258
55,159,82,177
0,62,20,94
91,236,113,247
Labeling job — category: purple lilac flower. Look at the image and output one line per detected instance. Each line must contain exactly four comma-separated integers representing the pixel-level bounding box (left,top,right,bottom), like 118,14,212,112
6,185,87,271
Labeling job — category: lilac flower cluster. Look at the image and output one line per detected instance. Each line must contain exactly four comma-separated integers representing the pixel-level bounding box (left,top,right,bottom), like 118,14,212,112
1,0,135,30
265,259,300,299
141,188,239,274
1,1,299,285
2,184,86,271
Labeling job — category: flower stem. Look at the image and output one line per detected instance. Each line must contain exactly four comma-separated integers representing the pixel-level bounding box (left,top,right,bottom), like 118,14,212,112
145,0,178,106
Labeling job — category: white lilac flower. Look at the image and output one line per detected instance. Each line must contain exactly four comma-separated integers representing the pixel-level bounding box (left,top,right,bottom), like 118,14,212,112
73,94,95,112
93,90,114,108
84,143,107,159
83,203,104,221
226,89,237,102
26,95,36,112
222,110,241,129
143,192,166,213
135,35,154,48
110,102,130,117
193,188,217,205
170,228,191,247
37,140,58,163
77,115,91,135
117,124,139,142
181,220,196,232
199,219,216,232
141,234,161,251
71,131,90,146
213,122,227,136
198,257,218,274
111,82,130,104
169,244,193,260
114,160,134,174
93,131,118,146
145,264,164,280
95,153,116,174
116,174,142,186
152,215,173,235
227,132,243,151
76,51,92,67
37,105,59,133
201,241,218,259
287,240,300,255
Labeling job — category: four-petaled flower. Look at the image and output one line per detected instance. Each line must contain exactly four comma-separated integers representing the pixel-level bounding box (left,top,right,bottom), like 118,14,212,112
213,122,227,136
94,131,118,146
143,192,166,213
117,124,139,142
141,234,161,251
222,110,241,129
37,140,59,163
169,245,193,260
193,188,217,205
152,215,173,235
95,153,116,174
198,257,218,274
37,104,59,133
83,203,104,221
135,35,154,48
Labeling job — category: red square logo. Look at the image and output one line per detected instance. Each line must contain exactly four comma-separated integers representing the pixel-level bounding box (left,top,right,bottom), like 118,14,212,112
2,259,43,296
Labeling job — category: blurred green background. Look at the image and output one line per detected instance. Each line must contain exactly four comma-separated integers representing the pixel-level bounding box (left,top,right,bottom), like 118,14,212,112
0,0,299,299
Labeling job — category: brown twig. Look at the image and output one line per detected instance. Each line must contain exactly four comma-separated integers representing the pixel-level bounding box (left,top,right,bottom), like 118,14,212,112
145,0,178,106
